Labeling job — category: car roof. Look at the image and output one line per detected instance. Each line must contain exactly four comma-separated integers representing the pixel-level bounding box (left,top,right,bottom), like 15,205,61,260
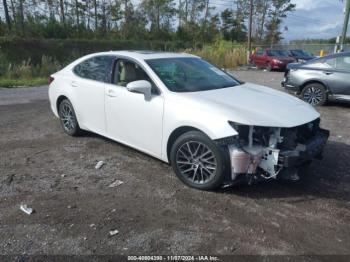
85,50,198,60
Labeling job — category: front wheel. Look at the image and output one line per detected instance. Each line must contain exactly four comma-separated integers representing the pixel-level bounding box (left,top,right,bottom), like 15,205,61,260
301,83,327,106
170,131,229,190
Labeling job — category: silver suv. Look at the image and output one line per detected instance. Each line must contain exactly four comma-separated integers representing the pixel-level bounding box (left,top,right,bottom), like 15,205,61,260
282,52,350,106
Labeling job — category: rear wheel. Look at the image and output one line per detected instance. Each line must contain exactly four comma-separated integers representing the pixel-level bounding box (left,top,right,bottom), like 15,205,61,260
301,83,327,106
58,99,82,136
170,131,229,190
250,60,257,69
266,63,273,72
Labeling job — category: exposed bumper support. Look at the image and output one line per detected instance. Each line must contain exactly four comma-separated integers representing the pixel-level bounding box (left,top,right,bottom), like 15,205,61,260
279,129,329,168
228,127,329,183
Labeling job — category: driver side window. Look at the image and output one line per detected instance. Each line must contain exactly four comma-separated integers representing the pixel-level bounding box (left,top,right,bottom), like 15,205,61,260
112,59,158,94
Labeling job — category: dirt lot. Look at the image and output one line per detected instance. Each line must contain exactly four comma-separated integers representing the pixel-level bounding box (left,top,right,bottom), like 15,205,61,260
1,70,350,258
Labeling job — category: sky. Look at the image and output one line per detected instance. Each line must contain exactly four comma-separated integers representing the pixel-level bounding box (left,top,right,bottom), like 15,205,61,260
283,0,346,41
212,0,347,41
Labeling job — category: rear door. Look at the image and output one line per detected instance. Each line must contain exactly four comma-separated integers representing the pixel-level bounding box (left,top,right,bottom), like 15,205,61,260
322,55,350,95
72,55,115,135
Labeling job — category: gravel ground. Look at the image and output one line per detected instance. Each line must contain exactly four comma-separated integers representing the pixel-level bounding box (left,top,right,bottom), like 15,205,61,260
0,70,350,258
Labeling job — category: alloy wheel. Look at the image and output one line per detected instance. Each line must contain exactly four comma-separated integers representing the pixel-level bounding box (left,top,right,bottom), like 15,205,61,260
59,103,76,132
303,86,324,105
175,141,217,185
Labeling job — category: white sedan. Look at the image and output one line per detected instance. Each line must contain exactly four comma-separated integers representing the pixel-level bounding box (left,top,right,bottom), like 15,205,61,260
49,51,329,190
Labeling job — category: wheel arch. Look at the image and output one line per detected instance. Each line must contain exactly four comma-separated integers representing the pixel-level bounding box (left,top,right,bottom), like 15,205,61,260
56,95,69,112
300,80,330,94
166,126,204,163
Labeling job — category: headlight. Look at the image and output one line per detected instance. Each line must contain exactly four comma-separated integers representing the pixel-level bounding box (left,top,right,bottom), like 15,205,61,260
273,59,282,64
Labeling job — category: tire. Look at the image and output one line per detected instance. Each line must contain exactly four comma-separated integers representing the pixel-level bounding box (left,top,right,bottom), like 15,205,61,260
250,60,257,69
301,83,327,106
266,63,272,72
58,99,82,136
170,131,229,190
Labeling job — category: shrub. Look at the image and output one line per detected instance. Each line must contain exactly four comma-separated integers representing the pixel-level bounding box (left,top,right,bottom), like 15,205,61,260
186,39,247,69
38,55,61,77
5,60,32,79
0,38,247,86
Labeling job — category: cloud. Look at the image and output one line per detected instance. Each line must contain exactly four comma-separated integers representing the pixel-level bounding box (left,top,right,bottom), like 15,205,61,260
291,0,335,10
283,1,346,40
292,0,319,10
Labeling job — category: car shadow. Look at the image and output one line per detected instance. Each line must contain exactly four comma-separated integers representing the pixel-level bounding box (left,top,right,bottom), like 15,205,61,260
79,130,349,202
325,101,350,108
218,140,350,202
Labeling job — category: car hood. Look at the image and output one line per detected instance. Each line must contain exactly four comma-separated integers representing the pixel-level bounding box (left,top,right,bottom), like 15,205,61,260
179,83,319,128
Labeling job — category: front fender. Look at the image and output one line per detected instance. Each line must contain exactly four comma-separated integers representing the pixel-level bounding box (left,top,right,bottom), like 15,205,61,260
161,109,238,162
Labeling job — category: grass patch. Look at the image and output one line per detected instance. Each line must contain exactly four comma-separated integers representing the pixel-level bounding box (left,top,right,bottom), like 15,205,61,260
0,78,47,88
186,39,247,69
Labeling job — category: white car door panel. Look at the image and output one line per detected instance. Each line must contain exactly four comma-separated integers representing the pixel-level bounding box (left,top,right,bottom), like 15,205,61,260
105,84,164,158
72,55,115,135
73,78,106,135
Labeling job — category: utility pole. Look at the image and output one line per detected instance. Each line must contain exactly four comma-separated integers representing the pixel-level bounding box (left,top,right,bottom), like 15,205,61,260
247,0,253,53
341,0,350,50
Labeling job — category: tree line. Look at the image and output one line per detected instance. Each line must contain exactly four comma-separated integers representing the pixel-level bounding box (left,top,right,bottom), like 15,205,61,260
0,0,295,45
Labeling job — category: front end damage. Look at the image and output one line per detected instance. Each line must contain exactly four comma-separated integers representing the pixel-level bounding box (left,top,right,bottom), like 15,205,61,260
223,119,329,184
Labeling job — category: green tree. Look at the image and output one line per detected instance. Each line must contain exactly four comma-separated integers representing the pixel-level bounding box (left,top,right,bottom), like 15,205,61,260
264,0,295,46
220,8,247,42
140,0,176,39
2,0,12,30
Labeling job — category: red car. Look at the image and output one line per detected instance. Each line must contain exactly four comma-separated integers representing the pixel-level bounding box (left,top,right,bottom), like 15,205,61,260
250,49,296,71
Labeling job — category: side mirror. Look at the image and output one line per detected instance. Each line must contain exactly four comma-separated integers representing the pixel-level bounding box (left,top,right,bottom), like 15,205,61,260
126,80,152,100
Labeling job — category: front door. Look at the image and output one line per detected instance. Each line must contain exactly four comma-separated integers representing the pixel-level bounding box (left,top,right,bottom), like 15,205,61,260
105,59,164,157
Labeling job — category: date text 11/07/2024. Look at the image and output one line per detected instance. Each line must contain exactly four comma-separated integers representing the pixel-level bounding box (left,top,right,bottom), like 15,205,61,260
127,255,220,261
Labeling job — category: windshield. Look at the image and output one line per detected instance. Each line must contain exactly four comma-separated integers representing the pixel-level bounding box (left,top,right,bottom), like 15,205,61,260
146,57,240,92
291,50,312,57
267,50,289,57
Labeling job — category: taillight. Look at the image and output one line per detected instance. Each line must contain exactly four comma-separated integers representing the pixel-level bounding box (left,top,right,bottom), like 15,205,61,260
49,76,55,85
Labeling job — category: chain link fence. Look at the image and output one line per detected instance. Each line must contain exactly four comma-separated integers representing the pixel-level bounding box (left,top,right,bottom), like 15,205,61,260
252,44,350,56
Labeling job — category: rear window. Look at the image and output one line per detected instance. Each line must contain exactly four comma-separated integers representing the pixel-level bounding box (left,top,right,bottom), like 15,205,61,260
73,56,115,83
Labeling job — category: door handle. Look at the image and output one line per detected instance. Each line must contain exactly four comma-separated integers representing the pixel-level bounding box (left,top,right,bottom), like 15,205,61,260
323,71,333,75
107,89,117,97
71,81,78,87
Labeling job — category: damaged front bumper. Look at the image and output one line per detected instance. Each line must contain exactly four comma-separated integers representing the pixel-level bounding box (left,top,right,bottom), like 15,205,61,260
226,121,329,183
279,129,329,168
